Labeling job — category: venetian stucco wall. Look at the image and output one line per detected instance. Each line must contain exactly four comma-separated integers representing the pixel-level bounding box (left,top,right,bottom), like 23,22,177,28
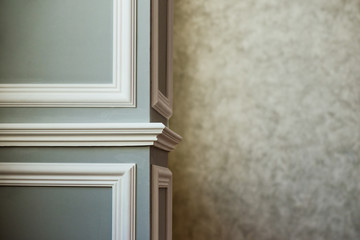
169,1,360,240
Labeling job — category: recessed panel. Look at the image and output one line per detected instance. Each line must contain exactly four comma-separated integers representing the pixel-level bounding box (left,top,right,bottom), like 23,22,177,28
158,0,168,96
0,0,113,84
151,0,173,118
0,186,112,240
159,188,167,240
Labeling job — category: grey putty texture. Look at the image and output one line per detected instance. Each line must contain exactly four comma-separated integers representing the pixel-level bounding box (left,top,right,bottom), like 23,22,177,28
169,0,360,239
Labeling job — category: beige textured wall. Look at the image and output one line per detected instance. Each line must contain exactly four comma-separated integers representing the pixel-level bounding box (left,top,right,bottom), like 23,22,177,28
169,0,360,239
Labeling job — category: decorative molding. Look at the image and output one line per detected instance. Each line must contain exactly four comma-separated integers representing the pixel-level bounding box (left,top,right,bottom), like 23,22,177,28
0,123,164,146
0,123,181,150
0,162,136,240
0,0,136,107
151,0,174,119
0,123,182,150
154,127,182,152
151,166,172,240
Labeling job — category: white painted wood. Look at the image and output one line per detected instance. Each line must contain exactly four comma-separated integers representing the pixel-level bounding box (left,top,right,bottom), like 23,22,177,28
151,0,174,119
0,123,182,150
0,123,164,146
152,165,173,240
0,0,136,107
0,162,136,240
154,127,182,152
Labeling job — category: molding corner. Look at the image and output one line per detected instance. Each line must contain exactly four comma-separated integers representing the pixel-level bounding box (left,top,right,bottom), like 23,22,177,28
154,127,182,152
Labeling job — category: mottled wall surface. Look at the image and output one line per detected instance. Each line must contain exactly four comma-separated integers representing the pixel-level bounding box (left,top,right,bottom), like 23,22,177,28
169,1,360,240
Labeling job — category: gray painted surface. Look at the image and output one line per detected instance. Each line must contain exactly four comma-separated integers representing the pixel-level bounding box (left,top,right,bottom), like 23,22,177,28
150,147,169,240
158,188,167,240
150,108,168,124
0,1,155,239
0,186,112,240
157,0,168,96
0,0,150,123
0,147,151,240
149,0,170,125
150,147,169,167
0,0,113,84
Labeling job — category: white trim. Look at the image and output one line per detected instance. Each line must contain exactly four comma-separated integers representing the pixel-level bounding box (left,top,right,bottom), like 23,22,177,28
0,123,182,150
0,123,164,147
0,0,136,107
154,127,182,152
0,162,136,240
151,165,172,240
151,0,173,118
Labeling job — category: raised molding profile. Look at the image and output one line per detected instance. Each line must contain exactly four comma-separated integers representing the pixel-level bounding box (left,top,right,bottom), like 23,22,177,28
154,127,182,152
151,0,174,119
152,166,172,240
0,0,136,107
0,123,181,150
0,123,164,147
0,162,136,240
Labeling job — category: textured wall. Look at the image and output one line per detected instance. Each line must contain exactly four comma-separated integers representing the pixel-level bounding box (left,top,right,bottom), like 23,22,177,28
169,1,360,240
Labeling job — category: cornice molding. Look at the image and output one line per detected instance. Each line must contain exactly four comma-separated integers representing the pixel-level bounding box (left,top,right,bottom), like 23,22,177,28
154,126,182,152
0,123,181,151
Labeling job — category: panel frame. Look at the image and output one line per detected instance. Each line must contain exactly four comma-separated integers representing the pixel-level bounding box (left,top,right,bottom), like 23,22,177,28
0,0,136,107
0,162,136,240
151,0,174,118
151,165,172,240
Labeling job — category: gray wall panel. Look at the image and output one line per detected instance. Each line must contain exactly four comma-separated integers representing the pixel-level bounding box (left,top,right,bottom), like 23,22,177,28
0,147,151,240
0,187,112,240
0,0,113,85
0,0,151,123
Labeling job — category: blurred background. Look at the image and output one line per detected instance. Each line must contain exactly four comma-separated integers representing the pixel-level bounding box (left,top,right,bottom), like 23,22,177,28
169,1,360,240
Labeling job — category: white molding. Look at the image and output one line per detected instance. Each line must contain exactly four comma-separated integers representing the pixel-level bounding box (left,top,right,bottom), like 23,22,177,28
0,123,164,147
0,123,182,150
154,127,182,152
151,0,174,119
0,162,136,240
0,0,136,107
151,166,172,240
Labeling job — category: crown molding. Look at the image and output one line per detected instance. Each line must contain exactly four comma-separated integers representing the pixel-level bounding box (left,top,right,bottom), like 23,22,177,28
0,123,163,147
0,123,181,151
154,126,182,152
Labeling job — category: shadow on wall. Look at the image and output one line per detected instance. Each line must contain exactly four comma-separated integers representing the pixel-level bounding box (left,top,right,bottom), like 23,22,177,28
169,0,360,240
